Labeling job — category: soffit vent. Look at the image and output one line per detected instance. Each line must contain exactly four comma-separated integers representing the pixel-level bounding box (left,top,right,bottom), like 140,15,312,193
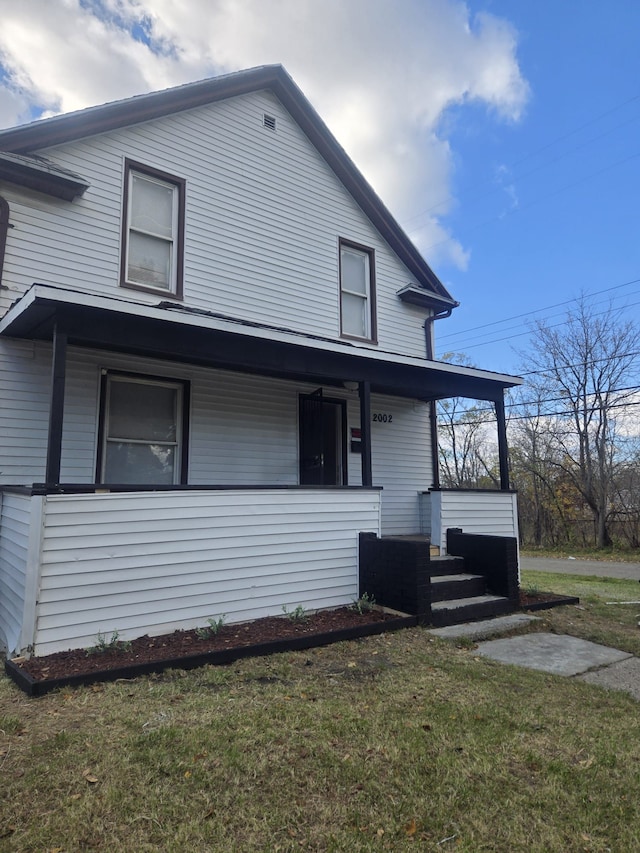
263,113,277,131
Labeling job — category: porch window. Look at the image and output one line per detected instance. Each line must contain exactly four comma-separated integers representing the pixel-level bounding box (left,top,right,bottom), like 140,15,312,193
98,373,188,485
121,160,185,297
339,240,376,342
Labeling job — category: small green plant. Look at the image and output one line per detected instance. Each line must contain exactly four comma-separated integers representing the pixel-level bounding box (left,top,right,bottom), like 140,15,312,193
86,631,132,656
195,615,226,639
282,604,308,622
351,592,376,615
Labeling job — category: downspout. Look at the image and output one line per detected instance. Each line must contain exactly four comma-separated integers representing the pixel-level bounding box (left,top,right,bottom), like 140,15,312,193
424,310,452,490
0,196,11,288
423,309,453,361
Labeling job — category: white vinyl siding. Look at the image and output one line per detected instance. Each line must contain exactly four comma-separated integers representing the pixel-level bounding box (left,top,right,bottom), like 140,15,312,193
0,90,431,357
369,394,432,535
0,492,31,653
32,489,381,656
0,339,51,484
429,490,519,553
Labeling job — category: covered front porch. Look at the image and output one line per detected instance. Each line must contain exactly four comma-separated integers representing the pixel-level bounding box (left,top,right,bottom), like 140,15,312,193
0,285,521,656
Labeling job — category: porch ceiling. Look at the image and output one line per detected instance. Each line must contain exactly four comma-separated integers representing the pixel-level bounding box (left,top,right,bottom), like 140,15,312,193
1,285,521,403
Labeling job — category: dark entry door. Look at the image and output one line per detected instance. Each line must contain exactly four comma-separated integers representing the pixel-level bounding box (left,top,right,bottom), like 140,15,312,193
299,391,347,485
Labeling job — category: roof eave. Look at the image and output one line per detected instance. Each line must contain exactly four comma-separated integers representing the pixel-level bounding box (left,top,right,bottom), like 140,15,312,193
396,284,459,312
0,152,89,201
0,65,286,154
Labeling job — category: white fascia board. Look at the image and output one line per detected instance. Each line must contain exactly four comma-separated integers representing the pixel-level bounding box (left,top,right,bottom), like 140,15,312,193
1,284,523,387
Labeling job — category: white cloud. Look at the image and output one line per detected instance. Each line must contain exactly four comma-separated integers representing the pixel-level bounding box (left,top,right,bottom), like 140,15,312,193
0,0,529,270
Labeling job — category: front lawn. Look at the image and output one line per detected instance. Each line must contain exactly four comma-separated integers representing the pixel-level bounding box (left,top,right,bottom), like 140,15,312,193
1,573,639,852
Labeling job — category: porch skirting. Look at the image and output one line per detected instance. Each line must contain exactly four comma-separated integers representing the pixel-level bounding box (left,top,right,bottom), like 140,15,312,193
0,487,381,657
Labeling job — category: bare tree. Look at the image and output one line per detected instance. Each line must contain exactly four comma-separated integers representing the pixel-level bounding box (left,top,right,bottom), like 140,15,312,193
510,399,575,546
522,298,640,548
437,353,499,489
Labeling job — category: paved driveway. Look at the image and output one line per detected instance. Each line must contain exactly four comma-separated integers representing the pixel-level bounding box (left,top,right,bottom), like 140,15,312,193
521,555,640,580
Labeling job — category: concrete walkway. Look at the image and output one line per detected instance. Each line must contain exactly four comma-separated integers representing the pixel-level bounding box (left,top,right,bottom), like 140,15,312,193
521,555,640,580
429,614,640,702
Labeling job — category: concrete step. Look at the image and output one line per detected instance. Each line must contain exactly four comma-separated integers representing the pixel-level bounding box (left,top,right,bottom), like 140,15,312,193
430,572,486,602
429,555,466,577
430,594,515,627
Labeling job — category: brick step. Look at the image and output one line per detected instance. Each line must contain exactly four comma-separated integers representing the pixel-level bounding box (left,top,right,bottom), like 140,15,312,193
430,572,486,602
430,594,515,628
428,555,466,577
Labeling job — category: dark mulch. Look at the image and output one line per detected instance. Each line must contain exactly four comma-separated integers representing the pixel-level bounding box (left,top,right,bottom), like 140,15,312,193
17,607,397,682
9,591,577,692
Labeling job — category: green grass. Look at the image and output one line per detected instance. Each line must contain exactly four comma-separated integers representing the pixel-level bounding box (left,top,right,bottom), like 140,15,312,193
1,579,640,852
521,545,640,562
521,569,640,602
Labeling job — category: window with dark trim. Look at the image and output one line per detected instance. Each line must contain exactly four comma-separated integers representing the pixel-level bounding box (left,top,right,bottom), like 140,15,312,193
339,239,377,342
121,160,185,298
97,371,190,485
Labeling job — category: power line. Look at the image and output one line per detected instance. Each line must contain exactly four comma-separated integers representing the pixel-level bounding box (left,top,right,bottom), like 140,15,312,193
441,384,640,419
402,91,640,228
520,345,640,378
438,276,640,343
438,297,640,354
445,395,640,427
409,111,640,237
418,148,640,255
441,290,640,349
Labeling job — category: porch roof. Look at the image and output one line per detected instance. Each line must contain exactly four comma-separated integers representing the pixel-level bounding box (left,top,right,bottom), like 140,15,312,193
0,284,522,403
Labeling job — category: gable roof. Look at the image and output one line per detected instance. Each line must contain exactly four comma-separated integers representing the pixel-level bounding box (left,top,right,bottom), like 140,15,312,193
0,65,457,311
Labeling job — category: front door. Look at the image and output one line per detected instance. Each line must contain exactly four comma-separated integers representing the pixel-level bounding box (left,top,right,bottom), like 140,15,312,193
299,391,347,485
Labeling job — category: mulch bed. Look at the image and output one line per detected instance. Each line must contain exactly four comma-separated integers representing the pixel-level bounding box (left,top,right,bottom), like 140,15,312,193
5,607,416,697
5,591,580,696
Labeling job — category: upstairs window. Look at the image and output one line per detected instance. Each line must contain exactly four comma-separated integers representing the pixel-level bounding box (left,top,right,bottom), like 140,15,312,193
121,160,185,297
339,240,376,342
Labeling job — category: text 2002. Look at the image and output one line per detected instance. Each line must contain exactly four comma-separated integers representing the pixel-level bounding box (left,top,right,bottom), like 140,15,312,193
373,413,393,423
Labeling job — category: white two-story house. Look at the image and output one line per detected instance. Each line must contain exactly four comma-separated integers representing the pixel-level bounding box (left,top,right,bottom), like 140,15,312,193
0,66,521,657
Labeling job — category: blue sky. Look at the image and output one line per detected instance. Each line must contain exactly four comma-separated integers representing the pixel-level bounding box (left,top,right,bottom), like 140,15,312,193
432,1,640,373
0,0,638,377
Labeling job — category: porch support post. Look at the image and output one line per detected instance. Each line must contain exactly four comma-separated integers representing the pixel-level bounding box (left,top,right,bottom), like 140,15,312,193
495,393,510,491
359,380,373,487
45,323,67,487
429,401,440,489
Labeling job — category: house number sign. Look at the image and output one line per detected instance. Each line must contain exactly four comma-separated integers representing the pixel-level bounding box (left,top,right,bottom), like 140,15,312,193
373,412,393,423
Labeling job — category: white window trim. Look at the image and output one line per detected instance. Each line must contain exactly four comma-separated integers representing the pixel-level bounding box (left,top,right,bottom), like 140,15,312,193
99,372,186,485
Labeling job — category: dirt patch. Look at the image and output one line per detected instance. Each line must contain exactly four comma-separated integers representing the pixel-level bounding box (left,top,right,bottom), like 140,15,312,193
519,590,579,610
14,607,400,684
